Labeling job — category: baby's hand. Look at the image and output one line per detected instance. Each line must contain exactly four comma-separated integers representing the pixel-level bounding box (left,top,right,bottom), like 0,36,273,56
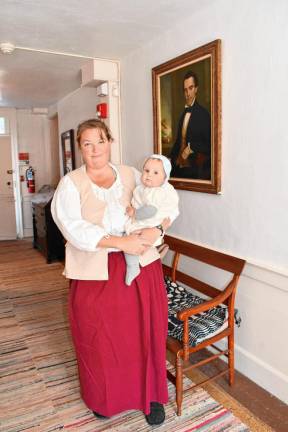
126,205,136,218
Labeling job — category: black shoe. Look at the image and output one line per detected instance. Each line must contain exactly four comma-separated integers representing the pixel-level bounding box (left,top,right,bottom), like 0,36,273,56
93,411,109,419
145,402,165,425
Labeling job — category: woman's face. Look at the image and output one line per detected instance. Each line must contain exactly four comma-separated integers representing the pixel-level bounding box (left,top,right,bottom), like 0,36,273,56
79,127,111,170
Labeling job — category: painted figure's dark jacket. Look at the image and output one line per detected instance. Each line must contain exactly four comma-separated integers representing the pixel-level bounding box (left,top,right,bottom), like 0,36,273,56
170,102,211,179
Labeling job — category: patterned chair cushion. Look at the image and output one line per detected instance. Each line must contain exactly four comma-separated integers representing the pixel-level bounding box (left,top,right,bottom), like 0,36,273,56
165,276,228,347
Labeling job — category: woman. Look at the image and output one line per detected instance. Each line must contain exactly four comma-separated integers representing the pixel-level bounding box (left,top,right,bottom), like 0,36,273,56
51,119,170,426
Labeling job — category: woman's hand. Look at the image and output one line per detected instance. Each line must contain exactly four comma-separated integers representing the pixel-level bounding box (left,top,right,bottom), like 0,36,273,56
181,143,193,160
161,217,171,231
136,227,159,245
135,217,171,244
117,234,152,255
98,217,171,254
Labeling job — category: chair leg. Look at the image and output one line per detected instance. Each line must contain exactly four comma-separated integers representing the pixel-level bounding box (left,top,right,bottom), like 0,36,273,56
228,333,235,385
176,356,183,416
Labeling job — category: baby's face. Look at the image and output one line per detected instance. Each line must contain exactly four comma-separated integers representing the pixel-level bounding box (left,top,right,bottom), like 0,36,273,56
141,158,166,187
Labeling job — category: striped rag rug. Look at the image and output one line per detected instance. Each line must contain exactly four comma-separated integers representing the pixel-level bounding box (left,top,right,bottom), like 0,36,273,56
62,366,249,432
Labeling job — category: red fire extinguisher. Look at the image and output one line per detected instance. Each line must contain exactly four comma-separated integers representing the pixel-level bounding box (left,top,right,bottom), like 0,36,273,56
25,166,35,193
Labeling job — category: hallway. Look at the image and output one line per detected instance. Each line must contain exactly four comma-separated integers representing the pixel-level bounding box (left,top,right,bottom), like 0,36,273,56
0,240,287,431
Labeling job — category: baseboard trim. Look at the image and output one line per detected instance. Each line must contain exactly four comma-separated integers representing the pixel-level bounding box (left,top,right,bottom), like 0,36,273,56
235,344,288,403
0,235,17,240
209,341,288,404
23,228,33,237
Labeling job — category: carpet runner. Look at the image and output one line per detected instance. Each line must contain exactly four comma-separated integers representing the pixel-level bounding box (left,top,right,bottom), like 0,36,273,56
0,240,251,431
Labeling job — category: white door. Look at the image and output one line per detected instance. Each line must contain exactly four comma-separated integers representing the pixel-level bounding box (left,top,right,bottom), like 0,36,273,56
0,136,17,239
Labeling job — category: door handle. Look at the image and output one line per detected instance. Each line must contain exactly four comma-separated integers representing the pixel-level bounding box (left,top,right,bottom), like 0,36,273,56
7,169,13,174
7,181,11,186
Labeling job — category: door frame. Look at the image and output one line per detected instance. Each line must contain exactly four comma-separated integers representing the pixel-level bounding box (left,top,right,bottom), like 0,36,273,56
0,108,23,238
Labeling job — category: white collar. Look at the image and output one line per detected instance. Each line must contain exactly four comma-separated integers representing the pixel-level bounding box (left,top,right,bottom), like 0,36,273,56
82,163,121,189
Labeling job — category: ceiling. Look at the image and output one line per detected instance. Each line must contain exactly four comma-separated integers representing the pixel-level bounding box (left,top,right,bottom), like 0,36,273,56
0,0,216,108
0,50,85,108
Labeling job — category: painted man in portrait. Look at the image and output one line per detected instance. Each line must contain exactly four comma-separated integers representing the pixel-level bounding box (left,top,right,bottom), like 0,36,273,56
170,71,211,180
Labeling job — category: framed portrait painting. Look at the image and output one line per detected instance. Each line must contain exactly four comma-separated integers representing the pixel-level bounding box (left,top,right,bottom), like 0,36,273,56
152,39,221,193
61,129,75,175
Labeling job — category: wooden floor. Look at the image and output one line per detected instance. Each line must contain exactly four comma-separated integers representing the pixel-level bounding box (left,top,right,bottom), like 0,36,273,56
1,239,287,431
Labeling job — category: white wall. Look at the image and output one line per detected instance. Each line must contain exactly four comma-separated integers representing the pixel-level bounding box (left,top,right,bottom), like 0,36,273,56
121,0,288,403
57,87,100,173
57,83,122,176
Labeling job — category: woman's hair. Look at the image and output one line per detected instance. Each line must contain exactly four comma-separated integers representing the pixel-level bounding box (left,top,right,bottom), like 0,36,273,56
76,119,113,146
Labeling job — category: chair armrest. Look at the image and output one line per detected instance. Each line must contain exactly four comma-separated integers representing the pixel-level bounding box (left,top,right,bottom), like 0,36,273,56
177,276,236,321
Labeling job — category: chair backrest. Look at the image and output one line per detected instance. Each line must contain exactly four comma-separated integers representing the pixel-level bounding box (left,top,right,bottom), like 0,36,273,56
163,235,246,300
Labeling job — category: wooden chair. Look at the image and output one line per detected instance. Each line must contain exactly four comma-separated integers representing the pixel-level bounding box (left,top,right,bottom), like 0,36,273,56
163,235,246,416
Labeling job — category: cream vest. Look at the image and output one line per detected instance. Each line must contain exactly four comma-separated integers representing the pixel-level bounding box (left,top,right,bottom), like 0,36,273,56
64,165,160,280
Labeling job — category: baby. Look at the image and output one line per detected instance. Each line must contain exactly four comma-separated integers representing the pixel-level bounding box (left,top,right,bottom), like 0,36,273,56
125,154,179,285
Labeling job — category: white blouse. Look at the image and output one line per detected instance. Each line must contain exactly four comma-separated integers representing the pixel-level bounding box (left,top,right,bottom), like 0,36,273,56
51,164,141,252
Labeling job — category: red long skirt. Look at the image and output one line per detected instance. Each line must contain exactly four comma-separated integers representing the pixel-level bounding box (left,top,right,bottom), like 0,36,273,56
69,252,168,417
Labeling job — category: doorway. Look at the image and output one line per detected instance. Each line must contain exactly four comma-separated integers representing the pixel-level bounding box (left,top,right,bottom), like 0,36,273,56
0,118,17,239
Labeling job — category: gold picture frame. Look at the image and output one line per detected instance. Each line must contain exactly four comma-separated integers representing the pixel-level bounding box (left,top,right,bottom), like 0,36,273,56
152,39,221,193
